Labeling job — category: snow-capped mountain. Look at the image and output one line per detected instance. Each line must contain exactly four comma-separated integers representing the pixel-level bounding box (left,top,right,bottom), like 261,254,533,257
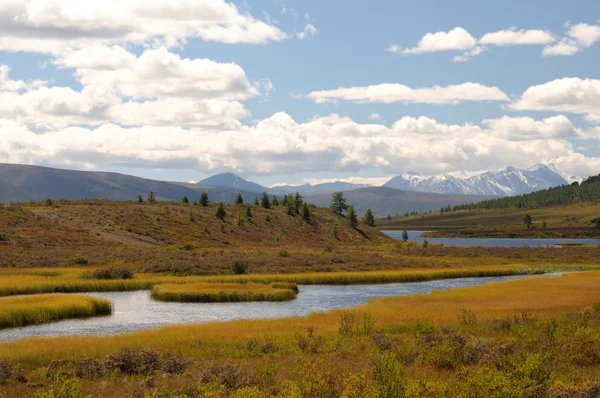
383,164,581,196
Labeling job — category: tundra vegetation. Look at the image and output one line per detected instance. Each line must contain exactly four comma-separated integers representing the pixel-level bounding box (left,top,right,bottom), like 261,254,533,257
1,198,600,396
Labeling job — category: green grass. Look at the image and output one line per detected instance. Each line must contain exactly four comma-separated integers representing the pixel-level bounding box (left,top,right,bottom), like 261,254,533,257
151,282,298,302
0,294,112,328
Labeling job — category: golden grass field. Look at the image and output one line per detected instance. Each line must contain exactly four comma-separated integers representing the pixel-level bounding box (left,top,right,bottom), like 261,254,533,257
1,272,600,396
150,282,298,302
0,294,111,328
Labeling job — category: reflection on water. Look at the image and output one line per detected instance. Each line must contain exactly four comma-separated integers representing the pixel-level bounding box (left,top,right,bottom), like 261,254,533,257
0,274,559,342
383,230,600,247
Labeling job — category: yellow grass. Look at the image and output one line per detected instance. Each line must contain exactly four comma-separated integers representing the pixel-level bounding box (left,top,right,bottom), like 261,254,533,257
151,282,298,302
2,271,600,365
0,294,112,328
0,264,590,298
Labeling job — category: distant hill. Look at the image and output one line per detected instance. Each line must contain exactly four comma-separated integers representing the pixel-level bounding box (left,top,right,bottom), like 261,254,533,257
0,164,256,204
198,173,271,194
274,181,371,195
305,187,493,217
384,164,580,196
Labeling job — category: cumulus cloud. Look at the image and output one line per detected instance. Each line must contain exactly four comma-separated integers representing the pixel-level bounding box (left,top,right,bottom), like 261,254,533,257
0,47,258,129
307,82,509,104
480,28,555,46
400,27,477,54
510,77,600,122
1,113,597,178
297,24,318,40
543,23,600,56
0,0,287,54
368,113,381,120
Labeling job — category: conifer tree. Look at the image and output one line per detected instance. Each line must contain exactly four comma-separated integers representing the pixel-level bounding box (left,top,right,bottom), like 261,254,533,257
215,202,226,220
261,192,271,209
199,192,209,206
182,196,189,204
235,193,244,204
148,191,156,203
302,203,311,222
364,208,376,227
330,192,348,215
347,205,358,228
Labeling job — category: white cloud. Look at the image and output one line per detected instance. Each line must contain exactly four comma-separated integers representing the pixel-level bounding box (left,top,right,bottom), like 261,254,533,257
453,46,485,62
297,24,318,40
297,176,392,187
480,28,555,46
543,22,600,56
368,113,381,120
0,47,258,129
0,0,287,54
307,82,509,104
401,27,477,54
482,115,582,140
511,78,600,123
386,44,401,53
1,113,596,178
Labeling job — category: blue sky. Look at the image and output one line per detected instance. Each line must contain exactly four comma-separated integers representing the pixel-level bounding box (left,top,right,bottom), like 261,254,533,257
0,0,599,187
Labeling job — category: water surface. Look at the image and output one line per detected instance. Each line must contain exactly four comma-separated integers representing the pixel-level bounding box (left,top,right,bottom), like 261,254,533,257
382,230,600,247
0,274,557,342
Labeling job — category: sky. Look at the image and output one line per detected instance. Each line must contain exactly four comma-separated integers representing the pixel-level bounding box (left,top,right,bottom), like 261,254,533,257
0,0,599,187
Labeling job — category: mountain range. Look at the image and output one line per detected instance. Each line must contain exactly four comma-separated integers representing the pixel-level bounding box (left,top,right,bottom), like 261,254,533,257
383,164,580,196
0,163,583,216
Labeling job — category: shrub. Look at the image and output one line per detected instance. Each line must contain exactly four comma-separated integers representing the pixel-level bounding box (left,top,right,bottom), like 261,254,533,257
232,261,248,275
372,351,407,398
104,348,160,375
202,364,253,391
83,267,133,280
338,310,375,336
71,255,89,266
0,359,26,385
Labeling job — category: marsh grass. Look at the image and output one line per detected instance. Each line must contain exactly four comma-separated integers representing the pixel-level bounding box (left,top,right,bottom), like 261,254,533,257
151,282,298,302
0,294,112,328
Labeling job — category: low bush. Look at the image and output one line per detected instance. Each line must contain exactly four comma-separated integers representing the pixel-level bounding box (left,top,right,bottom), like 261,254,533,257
83,267,134,280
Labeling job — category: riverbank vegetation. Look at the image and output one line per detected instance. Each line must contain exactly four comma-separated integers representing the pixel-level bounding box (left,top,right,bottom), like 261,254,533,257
379,202,600,238
2,272,600,396
0,294,111,328
151,282,299,302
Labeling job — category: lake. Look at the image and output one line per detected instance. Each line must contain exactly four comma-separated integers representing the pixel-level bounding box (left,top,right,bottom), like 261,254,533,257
382,230,600,247
0,273,558,342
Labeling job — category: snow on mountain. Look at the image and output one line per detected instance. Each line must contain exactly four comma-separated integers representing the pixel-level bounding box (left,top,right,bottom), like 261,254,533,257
383,164,579,196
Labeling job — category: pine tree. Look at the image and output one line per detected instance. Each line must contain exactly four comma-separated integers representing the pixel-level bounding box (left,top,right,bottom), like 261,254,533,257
215,202,226,221
272,196,280,206
282,195,289,207
137,194,144,203
254,197,259,206
302,203,311,222
245,205,253,221
235,193,244,205
148,191,156,203
182,196,189,204
261,192,271,209
347,205,358,228
364,208,376,227
199,192,209,206
293,192,304,214
330,192,348,216
402,230,409,242
524,214,532,228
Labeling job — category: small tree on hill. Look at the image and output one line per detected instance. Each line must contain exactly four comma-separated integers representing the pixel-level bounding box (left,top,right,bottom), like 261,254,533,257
254,197,259,205
182,195,189,204
148,191,156,203
261,192,271,209
215,203,226,221
302,203,311,222
293,192,304,214
245,205,253,221
330,192,348,216
347,205,358,228
235,193,244,205
199,192,209,206
524,214,532,229
402,230,409,242
137,194,144,203
364,208,376,227
282,195,289,207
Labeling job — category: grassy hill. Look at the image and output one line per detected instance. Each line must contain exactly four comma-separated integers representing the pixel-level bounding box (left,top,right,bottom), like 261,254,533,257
378,203,600,238
0,199,389,273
